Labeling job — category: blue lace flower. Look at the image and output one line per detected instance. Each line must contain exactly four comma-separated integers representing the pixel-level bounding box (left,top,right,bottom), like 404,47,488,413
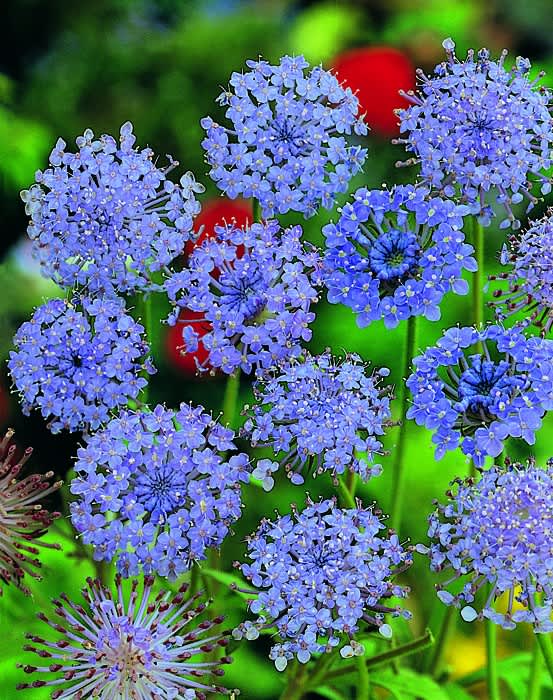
396,38,553,229
201,55,367,218
423,459,553,632
490,211,553,333
20,122,204,296
18,575,234,698
323,185,475,328
70,403,250,578
9,296,154,434
407,324,553,466
243,351,393,487
165,221,322,375
234,498,412,669
0,429,61,596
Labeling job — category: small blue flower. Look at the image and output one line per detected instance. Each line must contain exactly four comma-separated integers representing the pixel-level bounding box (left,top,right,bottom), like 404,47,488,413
407,324,553,465
165,220,322,375
396,38,553,229
234,498,412,669
425,460,553,632
323,184,475,328
18,575,234,697
201,55,367,218
20,122,204,296
490,211,553,333
70,403,250,578
8,296,154,434
243,351,393,486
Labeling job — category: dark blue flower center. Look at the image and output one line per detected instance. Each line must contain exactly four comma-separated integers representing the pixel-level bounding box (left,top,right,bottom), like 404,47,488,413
269,116,306,158
458,356,514,414
369,230,419,281
219,266,268,320
134,464,187,522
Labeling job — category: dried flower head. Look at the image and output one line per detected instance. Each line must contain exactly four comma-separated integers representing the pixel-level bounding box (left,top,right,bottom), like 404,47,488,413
0,429,61,595
17,575,234,698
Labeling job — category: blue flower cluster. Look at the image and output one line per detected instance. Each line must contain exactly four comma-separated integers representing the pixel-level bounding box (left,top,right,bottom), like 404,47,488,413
18,575,234,698
244,352,392,487
235,499,412,669
201,55,368,218
324,185,475,328
165,221,322,375
9,296,154,434
425,460,553,631
70,403,250,578
20,122,204,296
407,325,553,466
396,39,553,229
491,212,553,333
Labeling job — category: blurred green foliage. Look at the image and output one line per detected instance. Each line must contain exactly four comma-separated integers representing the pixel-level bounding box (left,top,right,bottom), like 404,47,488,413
1,0,553,698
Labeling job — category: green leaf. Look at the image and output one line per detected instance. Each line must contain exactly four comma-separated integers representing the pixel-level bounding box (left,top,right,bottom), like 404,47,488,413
444,682,475,700
372,668,450,700
314,686,349,700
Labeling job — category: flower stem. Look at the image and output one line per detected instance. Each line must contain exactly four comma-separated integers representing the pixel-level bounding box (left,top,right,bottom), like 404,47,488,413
536,633,553,686
485,615,500,700
425,606,455,677
253,198,261,223
137,294,153,405
325,629,434,681
222,370,241,429
356,656,370,700
526,637,543,700
471,216,484,330
279,661,309,700
390,315,418,533
337,475,357,509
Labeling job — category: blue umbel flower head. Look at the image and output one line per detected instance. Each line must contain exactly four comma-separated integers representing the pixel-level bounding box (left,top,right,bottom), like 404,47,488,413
201,55,368,218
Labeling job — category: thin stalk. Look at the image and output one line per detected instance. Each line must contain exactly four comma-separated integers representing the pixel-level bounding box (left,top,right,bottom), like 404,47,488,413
325,629,434,681
356,656,370,700
222,370,241,429
389,315,418,533
526,638,543,700
485,615,500,700
426,606,455,677
536,633,553,687
471,217,484,330
337,475,357,508
279,661,309,700
253,198,261,223
137,294,153,405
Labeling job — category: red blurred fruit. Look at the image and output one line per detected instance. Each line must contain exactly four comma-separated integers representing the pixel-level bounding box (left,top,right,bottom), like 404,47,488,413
185,198,253,258
165,310,213,377
331,46,416,138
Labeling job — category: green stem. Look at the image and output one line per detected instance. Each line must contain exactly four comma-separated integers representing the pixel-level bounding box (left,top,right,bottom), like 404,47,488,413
325,629,434,681
222,370,241,429
471,216,484,329
426,606,455,677
137,294,153,405
526,637,543,700
389,315,418,533
337,475,357,509
536,634,553,687
485,616,500,700
279,661,309,700
356,656,370,700
253,198,261,223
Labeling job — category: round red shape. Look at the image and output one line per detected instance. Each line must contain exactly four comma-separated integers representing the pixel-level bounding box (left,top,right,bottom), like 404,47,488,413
165,310,213,377
186,198,253,258
331,46,416,138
